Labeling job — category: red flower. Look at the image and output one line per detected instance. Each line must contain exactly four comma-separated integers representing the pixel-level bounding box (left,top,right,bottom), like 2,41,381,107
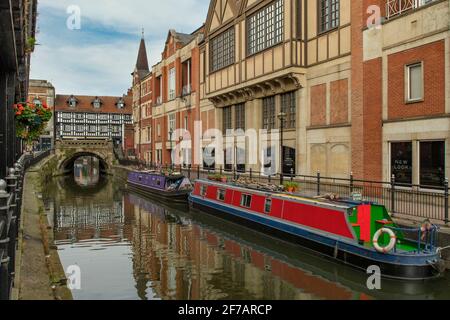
16,111,22,116
18,104,23,108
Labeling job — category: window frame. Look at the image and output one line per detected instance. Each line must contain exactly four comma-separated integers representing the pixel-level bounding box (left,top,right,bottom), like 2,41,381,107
235,104,245,131
281,91,296,129
210,27,235,73
264,198,272,214
240,194,252,208
262,96,276,130
168,68,176,101
318,0,340,34
247,0,285,56
405,61,424,103
222,106,233,133
217,189,226,201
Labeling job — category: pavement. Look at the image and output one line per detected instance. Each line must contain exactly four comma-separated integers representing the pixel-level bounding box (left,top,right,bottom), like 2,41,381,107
12,157,72,300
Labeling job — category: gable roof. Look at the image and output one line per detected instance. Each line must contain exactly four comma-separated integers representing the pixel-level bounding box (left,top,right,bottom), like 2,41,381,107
55,95,132,114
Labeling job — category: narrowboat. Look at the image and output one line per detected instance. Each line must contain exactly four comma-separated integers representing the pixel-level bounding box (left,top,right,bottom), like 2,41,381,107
127,170,192,203
189,179,445,280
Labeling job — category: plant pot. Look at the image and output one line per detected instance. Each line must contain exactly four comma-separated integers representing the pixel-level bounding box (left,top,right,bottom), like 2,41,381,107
287,187,294,193
221,178,227,183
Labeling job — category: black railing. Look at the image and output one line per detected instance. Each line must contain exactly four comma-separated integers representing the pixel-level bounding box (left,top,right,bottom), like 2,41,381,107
123,162,450,224
0,149,51,300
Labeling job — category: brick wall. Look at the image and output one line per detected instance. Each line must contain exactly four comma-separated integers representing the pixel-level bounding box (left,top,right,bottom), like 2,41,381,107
310,84,327,126
330,79,349,125
388,40,445,120
363,58,383,181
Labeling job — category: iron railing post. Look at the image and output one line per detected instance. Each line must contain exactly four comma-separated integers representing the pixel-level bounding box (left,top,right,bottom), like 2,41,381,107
0,179,11,300
197,165,200,180
188,165,191,179
249,168,252,180
350,172,354,194
391,174,396,215
317,171,321,196
290,168,294,182
445,178,449,224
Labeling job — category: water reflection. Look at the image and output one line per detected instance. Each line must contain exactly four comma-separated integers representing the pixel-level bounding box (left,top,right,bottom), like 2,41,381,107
74,156,100,187
47,176,450,300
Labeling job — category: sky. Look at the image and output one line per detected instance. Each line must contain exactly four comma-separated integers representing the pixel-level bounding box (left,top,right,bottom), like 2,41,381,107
30,0,210,96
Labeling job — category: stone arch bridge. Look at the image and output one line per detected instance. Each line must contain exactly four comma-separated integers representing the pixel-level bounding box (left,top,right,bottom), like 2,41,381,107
55,140,115,175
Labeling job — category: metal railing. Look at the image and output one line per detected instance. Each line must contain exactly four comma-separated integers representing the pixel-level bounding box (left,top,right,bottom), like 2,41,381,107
386,0,437,19
0,149,51,300
124,163,450,224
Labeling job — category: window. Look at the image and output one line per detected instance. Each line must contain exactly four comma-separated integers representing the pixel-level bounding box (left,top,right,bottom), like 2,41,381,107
264,198,272,213
63,125,72,132
247,0,284,56
99,114,109,121
168,113,176,139
200,185,207,197
168,68,176,100
157,123,161,137
76,125,84,132
406,62,423,102
319,0,340,33
281,92,296,129
240,194,252,208
62,113,71,120
262,96,276,130
217,189,226,201
68,96,77,108
112,126,121,133
420,141,445,187
235,104,245,131
117,98,125,109
222,106,232,133
88,125,96,133
75,113,84,120
210,27,235,72
87,114,96,121
92,97,101,109
100,125,109,133
391,142,413,185
147,126,151,142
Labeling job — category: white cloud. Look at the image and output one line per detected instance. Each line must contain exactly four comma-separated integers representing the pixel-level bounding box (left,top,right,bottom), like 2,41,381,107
30,0,209,96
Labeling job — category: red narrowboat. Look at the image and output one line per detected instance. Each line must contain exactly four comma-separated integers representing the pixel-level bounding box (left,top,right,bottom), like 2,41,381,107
189,179,444,280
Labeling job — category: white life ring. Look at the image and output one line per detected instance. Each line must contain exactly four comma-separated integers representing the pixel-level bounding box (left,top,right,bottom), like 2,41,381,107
373,228,397,254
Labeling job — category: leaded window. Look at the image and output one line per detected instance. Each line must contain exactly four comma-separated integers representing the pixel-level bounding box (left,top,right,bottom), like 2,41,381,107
262,96,276,130
247,0,284,56
210,27,235,72
222,107,232,133
319,0,340,33
281,92,296,129
235,104,245,131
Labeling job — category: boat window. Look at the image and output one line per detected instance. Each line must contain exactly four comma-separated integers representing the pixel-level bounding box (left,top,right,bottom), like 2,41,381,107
240,194,252,208
138,176,142,182
264,198,272,213
200,185,207,197
217,189,226,201
156,179,161,186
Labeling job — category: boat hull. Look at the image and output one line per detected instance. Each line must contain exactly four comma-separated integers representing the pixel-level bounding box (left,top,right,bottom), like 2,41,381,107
189,195,441,280
127,180,190,203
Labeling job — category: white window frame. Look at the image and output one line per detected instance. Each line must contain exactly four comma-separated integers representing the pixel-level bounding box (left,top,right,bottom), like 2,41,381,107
406,62,424,103
168,113,176,140
168,68,176,100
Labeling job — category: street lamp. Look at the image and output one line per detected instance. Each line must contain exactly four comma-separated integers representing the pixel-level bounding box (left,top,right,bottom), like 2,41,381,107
169,128,174,170
277,112,287,185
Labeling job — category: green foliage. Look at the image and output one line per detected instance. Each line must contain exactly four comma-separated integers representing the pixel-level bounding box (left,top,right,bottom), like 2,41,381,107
283,181,300,191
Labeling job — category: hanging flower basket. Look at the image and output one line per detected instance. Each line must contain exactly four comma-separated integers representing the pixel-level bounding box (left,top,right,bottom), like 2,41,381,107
14,101,52,146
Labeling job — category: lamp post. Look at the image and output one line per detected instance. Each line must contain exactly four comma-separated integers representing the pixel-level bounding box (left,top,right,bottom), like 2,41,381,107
169,128,174,170
277,112,286,185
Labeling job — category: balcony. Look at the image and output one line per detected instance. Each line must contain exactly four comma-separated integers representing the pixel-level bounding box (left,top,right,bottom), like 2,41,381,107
386,0,438,19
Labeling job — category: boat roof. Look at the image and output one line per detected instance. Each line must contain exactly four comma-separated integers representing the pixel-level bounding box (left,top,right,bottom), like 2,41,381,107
131,170,186,179
196,179,362,211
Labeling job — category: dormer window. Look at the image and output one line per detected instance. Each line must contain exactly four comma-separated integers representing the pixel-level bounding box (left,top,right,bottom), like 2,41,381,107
92,97,102,109
68,95,77,108
33,97,42,107
116,98,125,109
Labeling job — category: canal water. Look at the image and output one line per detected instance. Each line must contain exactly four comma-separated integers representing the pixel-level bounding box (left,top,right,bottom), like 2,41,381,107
42,157,450,300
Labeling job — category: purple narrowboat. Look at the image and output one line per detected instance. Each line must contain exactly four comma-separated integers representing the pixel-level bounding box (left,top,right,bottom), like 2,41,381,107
127,170,192,203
